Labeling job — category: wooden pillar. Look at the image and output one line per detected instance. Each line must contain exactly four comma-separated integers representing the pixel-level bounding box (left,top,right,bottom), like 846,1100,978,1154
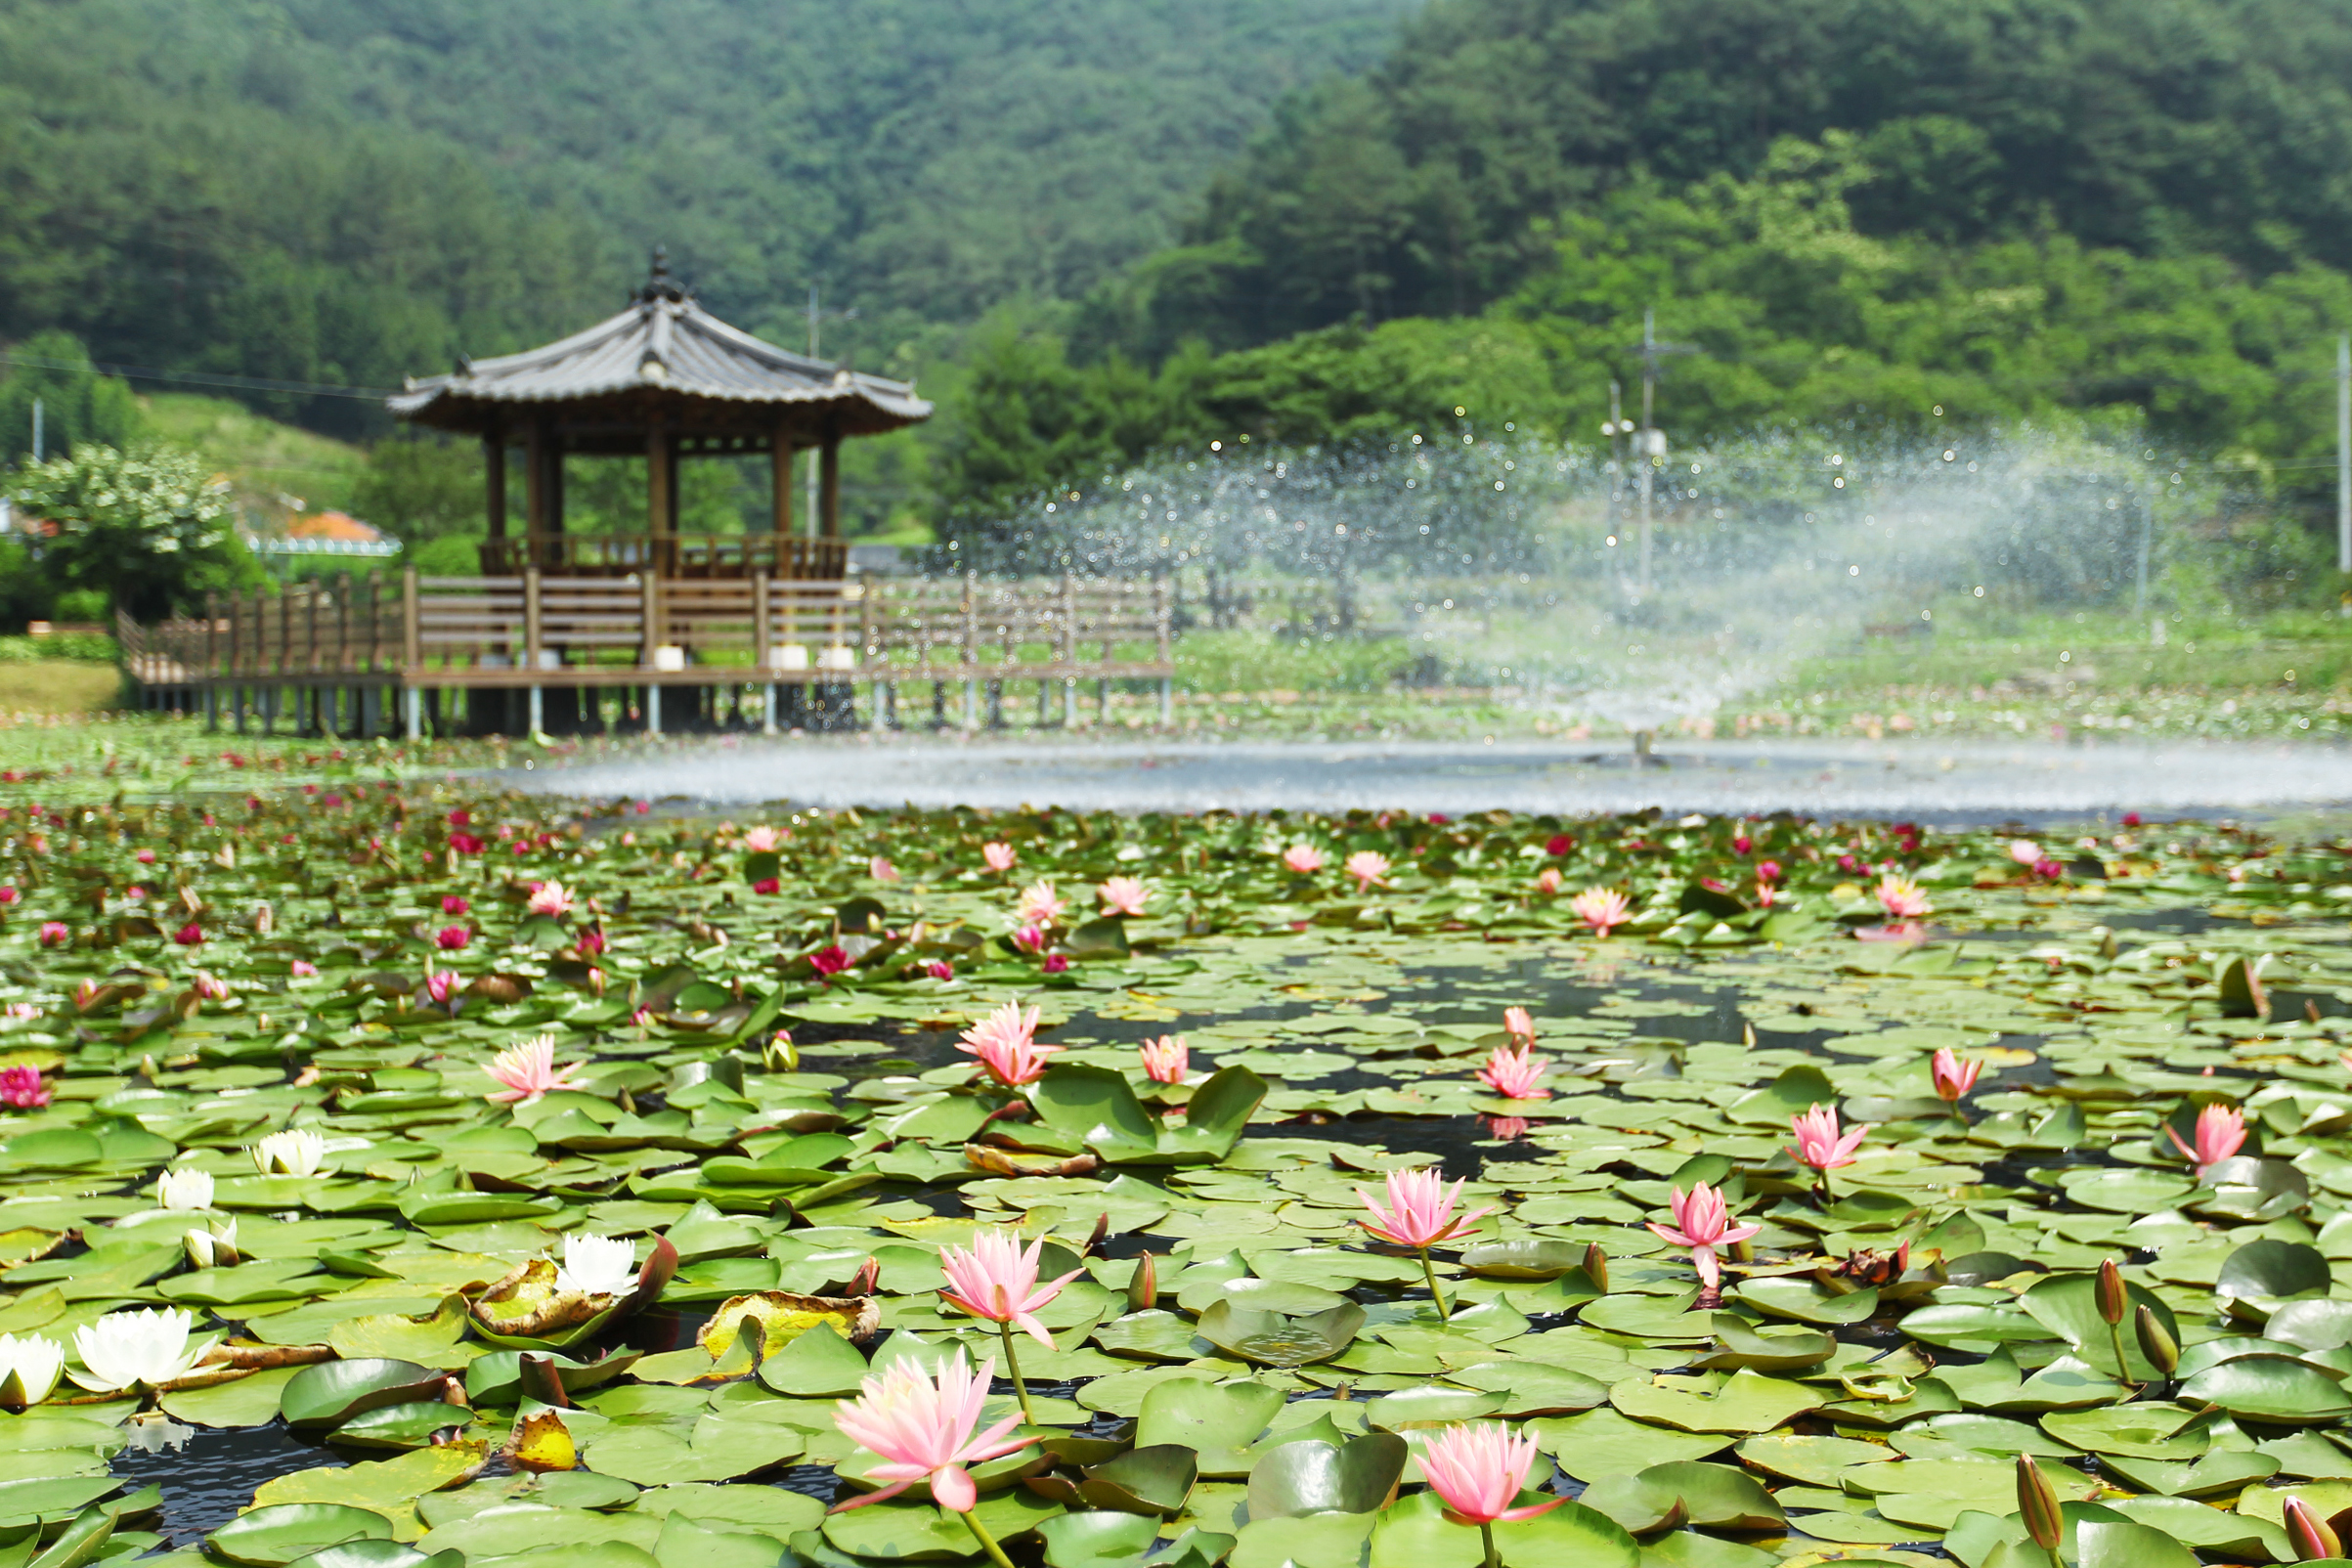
819,430,841,540
524,421,546,566
484,433,507,541
770,426,795,572
647,424,675,577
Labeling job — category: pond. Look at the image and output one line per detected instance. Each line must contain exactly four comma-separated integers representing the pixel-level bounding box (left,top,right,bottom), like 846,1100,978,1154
0,786,2345,1568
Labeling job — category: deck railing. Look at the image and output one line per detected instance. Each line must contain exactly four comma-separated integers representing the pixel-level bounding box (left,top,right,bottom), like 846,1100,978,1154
475,534,849,580
121,570,1172,690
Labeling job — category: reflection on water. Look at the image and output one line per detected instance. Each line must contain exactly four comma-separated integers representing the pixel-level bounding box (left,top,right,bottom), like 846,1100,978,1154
112,1423,346,1546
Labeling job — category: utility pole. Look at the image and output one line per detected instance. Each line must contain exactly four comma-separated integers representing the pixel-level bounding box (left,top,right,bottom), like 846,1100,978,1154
805,285,857,542
2337,332,2350,612
1628,308,1695,598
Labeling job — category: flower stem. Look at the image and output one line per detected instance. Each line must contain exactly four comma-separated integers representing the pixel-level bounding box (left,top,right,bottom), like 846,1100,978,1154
1420,1246,1450,1323
2108,1322,2141,1396
1478,1520,1501,1568
997,1319,1038,1427
958,1506,1019,1568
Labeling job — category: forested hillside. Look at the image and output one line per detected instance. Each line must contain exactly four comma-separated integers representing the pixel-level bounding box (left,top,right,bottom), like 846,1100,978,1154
0,0,1412,441
1107,0,2352,352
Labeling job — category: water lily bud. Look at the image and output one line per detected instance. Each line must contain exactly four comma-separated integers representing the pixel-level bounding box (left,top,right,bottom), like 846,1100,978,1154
1084,1212,1110,1256
2016,1454,2063,1551
847,1256,881,1296
1584,1242,1610,1293
2135,1303,2179,1376
2095,1258,2126,1327
1128,1252,1157,1313
2287,1497,2341,1560
762,1029,798,1071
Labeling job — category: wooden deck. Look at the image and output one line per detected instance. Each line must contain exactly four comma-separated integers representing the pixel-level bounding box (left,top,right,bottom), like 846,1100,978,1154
120,570,1174,736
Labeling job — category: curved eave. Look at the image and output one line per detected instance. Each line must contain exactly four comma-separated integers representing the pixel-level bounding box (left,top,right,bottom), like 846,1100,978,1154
390,381,933,440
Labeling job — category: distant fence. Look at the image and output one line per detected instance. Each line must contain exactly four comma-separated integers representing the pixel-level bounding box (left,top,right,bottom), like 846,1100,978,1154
118,570,1174,736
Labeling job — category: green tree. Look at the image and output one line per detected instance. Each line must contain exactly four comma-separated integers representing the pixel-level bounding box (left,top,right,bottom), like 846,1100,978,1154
0,332,140,465
9,445,256,619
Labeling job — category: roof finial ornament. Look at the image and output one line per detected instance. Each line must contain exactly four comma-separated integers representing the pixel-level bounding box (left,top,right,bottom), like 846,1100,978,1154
636,246,687,305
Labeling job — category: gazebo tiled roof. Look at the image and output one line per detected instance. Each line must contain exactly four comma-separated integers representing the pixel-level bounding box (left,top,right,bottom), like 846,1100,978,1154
389,253,929,439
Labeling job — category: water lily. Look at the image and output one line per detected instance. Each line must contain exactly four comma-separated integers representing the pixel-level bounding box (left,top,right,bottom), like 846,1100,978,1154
925,959,956,981
1932,1048,1982,1106
1788,1104,1871,1198
70,1308,206,1393
441,894,470,916
1098,876,1149,917
1646,1182,1761,1300
1344,850,1391,892
1475,1043,1549,1101
2167,1102,2246,1180
809,944,851,977
1282,844,1325,874
485,1034,588,1105
1139,1035,1189,1083
937,1232,1082,1424
250,1128,327,1177
1418,1422,1565,1567
869,855,899,882
552,1233,638,1296
1357,1167,1493,1321
36,924,66,948
526,880,575,917
0,1333,63,1406
743,826,785,852
0,1067,49,1110
830,1350,1030,1568
184,1219,239,1270
1570,887,1632,936
1535,867,1562,894
435,926,470,950
980,842,1016,873
956,1000,1056,1088
1874,874,1932,919
1014,880,1066,927
423,970,461,1007
155,1167,214,1211
1502,1007,1535,1044
2009,838,2042,866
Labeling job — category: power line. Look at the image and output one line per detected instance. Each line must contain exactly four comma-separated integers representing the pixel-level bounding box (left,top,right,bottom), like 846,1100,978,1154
0,352,392,402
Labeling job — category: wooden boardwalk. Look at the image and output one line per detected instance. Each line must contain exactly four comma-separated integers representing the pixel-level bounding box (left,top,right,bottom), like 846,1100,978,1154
119,571,1174,737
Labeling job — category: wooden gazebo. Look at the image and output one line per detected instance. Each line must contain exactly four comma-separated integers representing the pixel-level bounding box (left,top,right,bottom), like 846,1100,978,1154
389,251,930,578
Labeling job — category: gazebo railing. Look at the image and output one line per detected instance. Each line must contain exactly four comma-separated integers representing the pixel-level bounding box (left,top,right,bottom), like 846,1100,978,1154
477,534,849,580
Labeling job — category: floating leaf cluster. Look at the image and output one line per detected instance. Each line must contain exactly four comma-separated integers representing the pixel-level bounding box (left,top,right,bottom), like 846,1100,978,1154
0,783,2347,1568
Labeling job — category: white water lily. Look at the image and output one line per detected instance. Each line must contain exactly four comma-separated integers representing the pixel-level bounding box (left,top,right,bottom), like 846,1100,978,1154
154,1168,213,1211
250,1128,327,1177
70,1308,205,1393
552,1233,638,1297
184,1219,238,1270
0,1333,64,1406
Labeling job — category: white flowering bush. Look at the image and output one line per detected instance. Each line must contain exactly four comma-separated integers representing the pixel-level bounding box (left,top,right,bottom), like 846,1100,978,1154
9,445,244,619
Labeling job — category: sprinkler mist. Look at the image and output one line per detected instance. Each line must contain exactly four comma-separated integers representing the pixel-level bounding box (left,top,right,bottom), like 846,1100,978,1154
945,422,2204,757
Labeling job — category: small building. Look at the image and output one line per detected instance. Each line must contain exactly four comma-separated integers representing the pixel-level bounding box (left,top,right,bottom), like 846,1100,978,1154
389,250,930,578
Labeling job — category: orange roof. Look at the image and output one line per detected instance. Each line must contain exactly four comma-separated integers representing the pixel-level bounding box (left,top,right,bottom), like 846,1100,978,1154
287,510,385,543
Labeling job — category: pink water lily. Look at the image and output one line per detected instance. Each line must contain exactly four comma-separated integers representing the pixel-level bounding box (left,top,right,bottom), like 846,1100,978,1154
956,1000,1057,1087
980,842,1017,873
1358,1167,1492,1321
830,1350,1031,1542
869,855,899,882
1475,1044,1549,1101
1932,1048,1982,1103
1788,1105,1870,1198
0,1068,49,1110
1139,1035,1189,1084
1098,876,1149,917
1014,880,1065,927
1646,1182,1762,1296
2167,1102,2246,1180
423,970,461,1007
1420,1421,1567,1532
1344,850,1391,893
485,1034,588,1105
526,880,575,917
938,1232,1083,1424
1875,874,1931,919
1282,844,1326,874
1535,867,1562,895
742,826,785,852
1570,887,1632,936
1502,1007,1535,1045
